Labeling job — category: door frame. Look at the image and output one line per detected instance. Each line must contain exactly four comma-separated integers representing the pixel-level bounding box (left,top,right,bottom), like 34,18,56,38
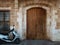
24,5,51,40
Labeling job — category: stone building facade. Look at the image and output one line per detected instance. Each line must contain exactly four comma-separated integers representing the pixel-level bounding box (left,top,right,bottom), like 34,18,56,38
0,0,60,41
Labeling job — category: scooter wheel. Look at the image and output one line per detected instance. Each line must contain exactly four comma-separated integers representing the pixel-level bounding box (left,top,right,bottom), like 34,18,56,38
13,38,20,44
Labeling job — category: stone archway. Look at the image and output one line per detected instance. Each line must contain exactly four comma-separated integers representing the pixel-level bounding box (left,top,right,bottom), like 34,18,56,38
20,5,52,40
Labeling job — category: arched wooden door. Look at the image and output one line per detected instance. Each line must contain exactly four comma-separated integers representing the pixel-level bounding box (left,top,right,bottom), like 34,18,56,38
27,7,48,40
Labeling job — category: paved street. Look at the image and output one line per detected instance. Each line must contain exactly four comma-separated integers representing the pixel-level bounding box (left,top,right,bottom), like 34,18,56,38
0,40,60,45
19,40,60,45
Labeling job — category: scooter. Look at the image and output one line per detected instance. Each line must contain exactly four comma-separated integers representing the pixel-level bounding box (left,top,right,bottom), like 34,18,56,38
0,25,20,44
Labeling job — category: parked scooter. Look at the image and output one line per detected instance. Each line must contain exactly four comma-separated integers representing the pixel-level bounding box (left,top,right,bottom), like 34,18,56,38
0,25,20,44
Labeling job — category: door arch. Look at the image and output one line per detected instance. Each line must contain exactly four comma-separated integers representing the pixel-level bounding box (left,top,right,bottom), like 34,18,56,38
27,7,48,40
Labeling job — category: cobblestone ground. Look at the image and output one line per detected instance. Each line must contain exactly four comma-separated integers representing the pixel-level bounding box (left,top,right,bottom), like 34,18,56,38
0,40,60,45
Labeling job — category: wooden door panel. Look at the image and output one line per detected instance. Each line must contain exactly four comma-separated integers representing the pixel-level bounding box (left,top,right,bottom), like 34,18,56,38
27,8,37,39
27,7,47,40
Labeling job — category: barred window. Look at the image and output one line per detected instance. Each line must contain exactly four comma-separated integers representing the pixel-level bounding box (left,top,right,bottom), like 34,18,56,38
0,10,10,30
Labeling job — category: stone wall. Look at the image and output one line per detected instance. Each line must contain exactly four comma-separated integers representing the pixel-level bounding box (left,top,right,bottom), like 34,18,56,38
0,0,60,41
18,0,60,41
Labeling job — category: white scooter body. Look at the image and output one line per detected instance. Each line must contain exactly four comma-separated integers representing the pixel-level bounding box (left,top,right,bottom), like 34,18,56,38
0,30,20,42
